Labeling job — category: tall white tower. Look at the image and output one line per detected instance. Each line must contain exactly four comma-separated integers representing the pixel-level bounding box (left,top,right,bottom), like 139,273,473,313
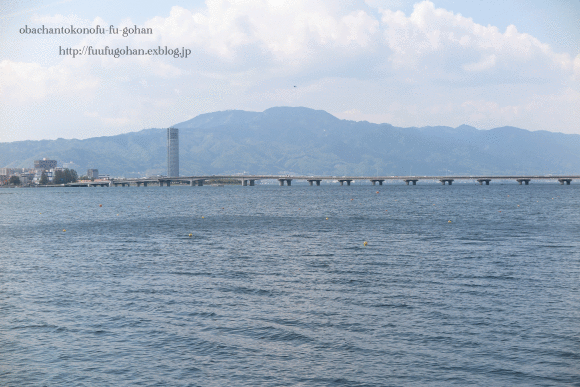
167,128,179,177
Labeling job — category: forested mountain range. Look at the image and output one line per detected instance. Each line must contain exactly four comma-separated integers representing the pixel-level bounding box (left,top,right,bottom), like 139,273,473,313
2,107,579,177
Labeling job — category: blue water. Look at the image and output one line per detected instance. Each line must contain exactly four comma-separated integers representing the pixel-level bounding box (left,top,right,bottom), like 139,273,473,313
1,184,579,386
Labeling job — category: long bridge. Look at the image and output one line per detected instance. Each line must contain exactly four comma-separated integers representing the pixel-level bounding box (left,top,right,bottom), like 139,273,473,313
67,175,580,187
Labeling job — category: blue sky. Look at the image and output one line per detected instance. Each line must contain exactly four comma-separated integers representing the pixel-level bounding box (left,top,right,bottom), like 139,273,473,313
0,0,578,141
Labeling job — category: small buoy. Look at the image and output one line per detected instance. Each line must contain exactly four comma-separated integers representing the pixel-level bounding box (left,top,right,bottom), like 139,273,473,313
448,220,452,223
62,229,66,232
351,198,354,201
188,233,192,237
376,191,379,194
363,241,368,246
99,204,102,207
222,207,224,209
39,213,41,214
517,205,520,207
326,217,328,220
499,211,501,212
385,210,388,212
117,214,119,216
202,216,204,219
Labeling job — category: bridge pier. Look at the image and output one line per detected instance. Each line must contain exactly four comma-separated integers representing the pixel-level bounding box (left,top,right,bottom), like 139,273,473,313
370,180,384,185
404,179,418,185
249,180,255,186
278,179,292,186
558,179,572,185
307,179,321,186
339,180,352,186
143,182,147,187
477,179,491,185
242,179,248,186
440,179,454,185
516,179,530,185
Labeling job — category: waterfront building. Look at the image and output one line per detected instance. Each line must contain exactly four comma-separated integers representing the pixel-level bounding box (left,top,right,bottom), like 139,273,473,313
87,169,99,179
167,128,179,177
34,158,57,170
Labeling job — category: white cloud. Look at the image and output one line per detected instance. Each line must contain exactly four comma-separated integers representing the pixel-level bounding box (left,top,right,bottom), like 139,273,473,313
0,59,98,103
379,1,577,79
30,13,93,27
463,54,496,72
145,1,379,61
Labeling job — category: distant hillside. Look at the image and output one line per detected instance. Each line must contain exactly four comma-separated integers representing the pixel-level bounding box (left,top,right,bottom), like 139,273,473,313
2,107,580,177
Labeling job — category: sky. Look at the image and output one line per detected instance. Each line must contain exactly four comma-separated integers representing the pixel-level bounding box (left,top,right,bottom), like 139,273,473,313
0,0,578,142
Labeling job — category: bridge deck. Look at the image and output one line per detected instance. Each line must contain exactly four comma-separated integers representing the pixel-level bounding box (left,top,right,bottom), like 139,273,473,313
63,175,579,187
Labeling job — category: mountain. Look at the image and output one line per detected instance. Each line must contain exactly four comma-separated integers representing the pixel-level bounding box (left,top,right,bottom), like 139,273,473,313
1,107,580,177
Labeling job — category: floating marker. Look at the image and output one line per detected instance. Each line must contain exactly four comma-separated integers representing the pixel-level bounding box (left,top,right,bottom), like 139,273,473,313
202,216,204,219
99,204,102,207
448,220,452,223
363,241,368,246
326,217,328,220
376,191,379,194
189,233,192,237
62,229,66,232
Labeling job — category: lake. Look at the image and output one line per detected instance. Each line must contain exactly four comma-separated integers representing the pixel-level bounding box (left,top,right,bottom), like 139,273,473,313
1,184,579,386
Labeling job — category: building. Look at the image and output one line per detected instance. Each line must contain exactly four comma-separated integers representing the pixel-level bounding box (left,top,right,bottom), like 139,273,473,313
167,127,179,177
87,169,99,179
34,158,57,170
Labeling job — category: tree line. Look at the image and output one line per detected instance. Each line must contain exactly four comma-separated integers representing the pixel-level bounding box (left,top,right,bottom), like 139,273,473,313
39,169,78,185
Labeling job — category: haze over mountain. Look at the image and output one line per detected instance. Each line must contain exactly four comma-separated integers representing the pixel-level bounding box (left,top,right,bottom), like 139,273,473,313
2,107,579,178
